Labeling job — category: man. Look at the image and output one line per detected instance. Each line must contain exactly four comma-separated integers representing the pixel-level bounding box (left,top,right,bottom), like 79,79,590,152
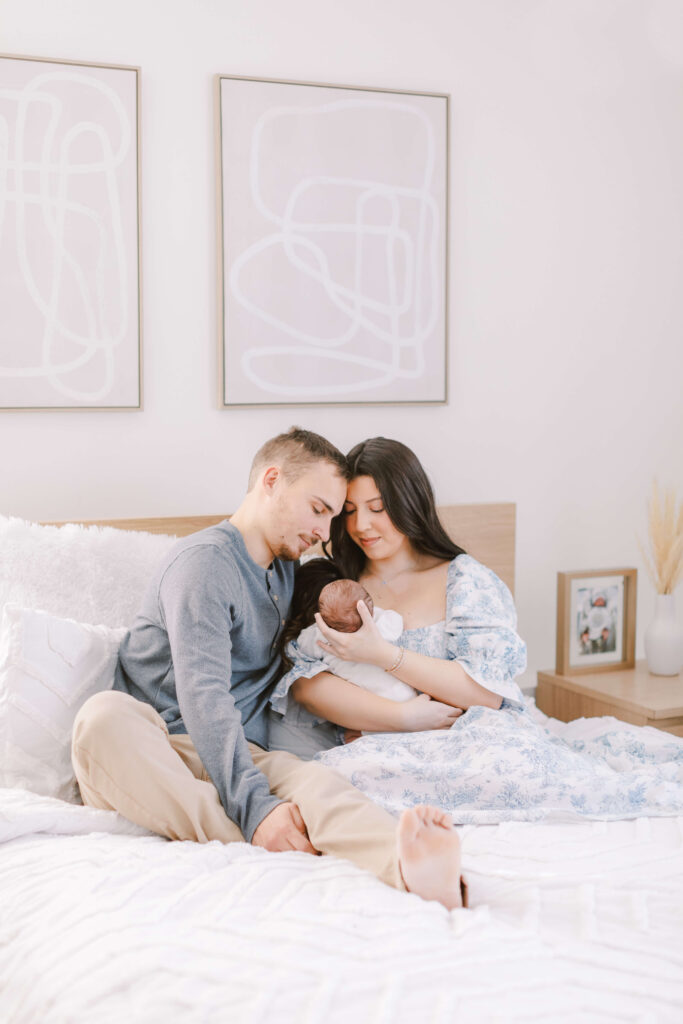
72,428,465,909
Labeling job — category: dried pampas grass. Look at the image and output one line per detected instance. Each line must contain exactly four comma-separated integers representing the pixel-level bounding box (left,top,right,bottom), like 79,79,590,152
639,481,683,595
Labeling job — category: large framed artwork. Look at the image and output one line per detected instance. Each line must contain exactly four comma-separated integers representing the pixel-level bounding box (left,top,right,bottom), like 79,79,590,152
216,75,448,407
0,54,141,410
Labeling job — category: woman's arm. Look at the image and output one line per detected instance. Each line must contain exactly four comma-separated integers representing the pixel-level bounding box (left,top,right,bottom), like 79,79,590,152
313,606,503,711
291,672,463,731
380,650,503,710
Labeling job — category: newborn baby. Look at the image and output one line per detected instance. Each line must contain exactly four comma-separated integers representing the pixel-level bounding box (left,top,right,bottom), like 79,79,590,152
300,577,417,703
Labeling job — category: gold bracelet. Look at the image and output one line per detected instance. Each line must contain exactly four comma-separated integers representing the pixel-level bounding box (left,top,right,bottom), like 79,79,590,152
386,646,405,674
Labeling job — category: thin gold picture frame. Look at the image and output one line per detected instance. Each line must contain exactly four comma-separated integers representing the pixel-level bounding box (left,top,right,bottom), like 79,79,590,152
556,567,637,676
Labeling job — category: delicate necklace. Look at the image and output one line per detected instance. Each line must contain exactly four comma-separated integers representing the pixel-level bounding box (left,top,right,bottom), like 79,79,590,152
368,565,414,587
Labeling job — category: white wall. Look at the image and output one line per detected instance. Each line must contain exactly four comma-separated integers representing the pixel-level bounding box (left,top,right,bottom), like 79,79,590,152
3,0,683,690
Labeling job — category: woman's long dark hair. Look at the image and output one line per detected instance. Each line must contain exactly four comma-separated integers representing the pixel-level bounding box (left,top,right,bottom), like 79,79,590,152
325,437,466,580
278,558,344,671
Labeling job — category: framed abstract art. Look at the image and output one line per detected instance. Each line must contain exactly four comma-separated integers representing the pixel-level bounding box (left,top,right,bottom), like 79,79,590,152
216,74,448,407
0,54,142,409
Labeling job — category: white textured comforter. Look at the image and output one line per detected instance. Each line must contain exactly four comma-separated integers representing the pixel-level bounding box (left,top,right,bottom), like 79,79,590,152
2,785,683,1022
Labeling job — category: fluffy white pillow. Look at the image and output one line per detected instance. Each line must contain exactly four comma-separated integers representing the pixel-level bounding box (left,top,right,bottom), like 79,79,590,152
0,515,176,627
0,605,127,802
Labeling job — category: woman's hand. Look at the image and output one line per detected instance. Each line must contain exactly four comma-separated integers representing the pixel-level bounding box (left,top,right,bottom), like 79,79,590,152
291,672,463,735
314,600,394,668
399,693,463,732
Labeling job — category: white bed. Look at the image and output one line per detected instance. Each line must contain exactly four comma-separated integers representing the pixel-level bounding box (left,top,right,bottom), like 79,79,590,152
1,509,682,1023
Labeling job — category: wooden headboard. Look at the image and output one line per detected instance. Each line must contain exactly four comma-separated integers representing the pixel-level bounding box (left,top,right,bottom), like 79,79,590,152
50,504,516,594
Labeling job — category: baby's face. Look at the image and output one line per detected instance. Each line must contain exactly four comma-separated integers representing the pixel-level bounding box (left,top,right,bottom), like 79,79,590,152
318,579,374,632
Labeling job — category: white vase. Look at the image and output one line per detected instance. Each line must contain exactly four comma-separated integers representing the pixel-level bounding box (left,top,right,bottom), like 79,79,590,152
644,594,683,676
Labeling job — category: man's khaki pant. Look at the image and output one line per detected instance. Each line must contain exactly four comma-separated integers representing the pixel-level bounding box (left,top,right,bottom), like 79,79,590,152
71,690,404,890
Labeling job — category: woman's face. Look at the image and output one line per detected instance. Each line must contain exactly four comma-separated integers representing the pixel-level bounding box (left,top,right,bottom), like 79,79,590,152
343,475,410,561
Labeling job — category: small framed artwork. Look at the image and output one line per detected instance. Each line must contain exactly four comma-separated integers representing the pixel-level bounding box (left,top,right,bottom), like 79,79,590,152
556,568,637,675
215,74,448,407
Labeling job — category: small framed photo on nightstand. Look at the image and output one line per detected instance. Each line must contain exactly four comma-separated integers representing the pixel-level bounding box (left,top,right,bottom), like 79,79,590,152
556,568,637,675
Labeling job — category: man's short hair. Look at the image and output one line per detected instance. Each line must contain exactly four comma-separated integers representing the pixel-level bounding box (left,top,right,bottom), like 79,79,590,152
248,427,350,490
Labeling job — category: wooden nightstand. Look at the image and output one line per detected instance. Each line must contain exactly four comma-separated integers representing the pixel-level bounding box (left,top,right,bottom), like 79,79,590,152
536,661,683,736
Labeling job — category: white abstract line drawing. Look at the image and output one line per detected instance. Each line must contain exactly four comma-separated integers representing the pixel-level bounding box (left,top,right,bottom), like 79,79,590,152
0,58,139,407
220,80,446,405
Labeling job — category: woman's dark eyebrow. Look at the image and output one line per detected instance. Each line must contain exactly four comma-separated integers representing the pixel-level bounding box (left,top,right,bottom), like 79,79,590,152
344,497,382,508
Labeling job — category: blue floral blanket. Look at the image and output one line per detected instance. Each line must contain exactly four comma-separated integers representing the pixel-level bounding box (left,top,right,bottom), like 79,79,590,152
316,699,683,822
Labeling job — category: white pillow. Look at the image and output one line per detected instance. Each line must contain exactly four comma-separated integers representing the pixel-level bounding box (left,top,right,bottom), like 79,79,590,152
0,605,127,802
0,515,176,627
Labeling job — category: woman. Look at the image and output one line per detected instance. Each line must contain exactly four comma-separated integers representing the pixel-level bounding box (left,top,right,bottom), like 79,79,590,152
270,438,683,826
269,436,526,755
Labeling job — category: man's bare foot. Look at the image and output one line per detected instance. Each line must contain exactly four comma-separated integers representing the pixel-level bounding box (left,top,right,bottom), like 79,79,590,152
398,804,465,910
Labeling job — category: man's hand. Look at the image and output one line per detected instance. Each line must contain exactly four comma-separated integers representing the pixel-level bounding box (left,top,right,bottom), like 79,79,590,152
251,801,319,855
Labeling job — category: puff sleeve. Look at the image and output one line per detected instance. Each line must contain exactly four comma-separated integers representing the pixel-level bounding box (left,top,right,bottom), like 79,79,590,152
270,624,332,726
446,555,526,702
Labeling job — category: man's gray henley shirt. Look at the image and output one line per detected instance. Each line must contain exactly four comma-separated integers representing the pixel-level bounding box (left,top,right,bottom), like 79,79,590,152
114,520,295,841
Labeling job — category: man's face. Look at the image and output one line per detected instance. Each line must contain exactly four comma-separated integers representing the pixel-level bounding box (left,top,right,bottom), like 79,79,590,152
264,461,347,562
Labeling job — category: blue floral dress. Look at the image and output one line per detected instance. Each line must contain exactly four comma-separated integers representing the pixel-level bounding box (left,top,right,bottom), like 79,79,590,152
271,555,527,716
270,556,683,823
